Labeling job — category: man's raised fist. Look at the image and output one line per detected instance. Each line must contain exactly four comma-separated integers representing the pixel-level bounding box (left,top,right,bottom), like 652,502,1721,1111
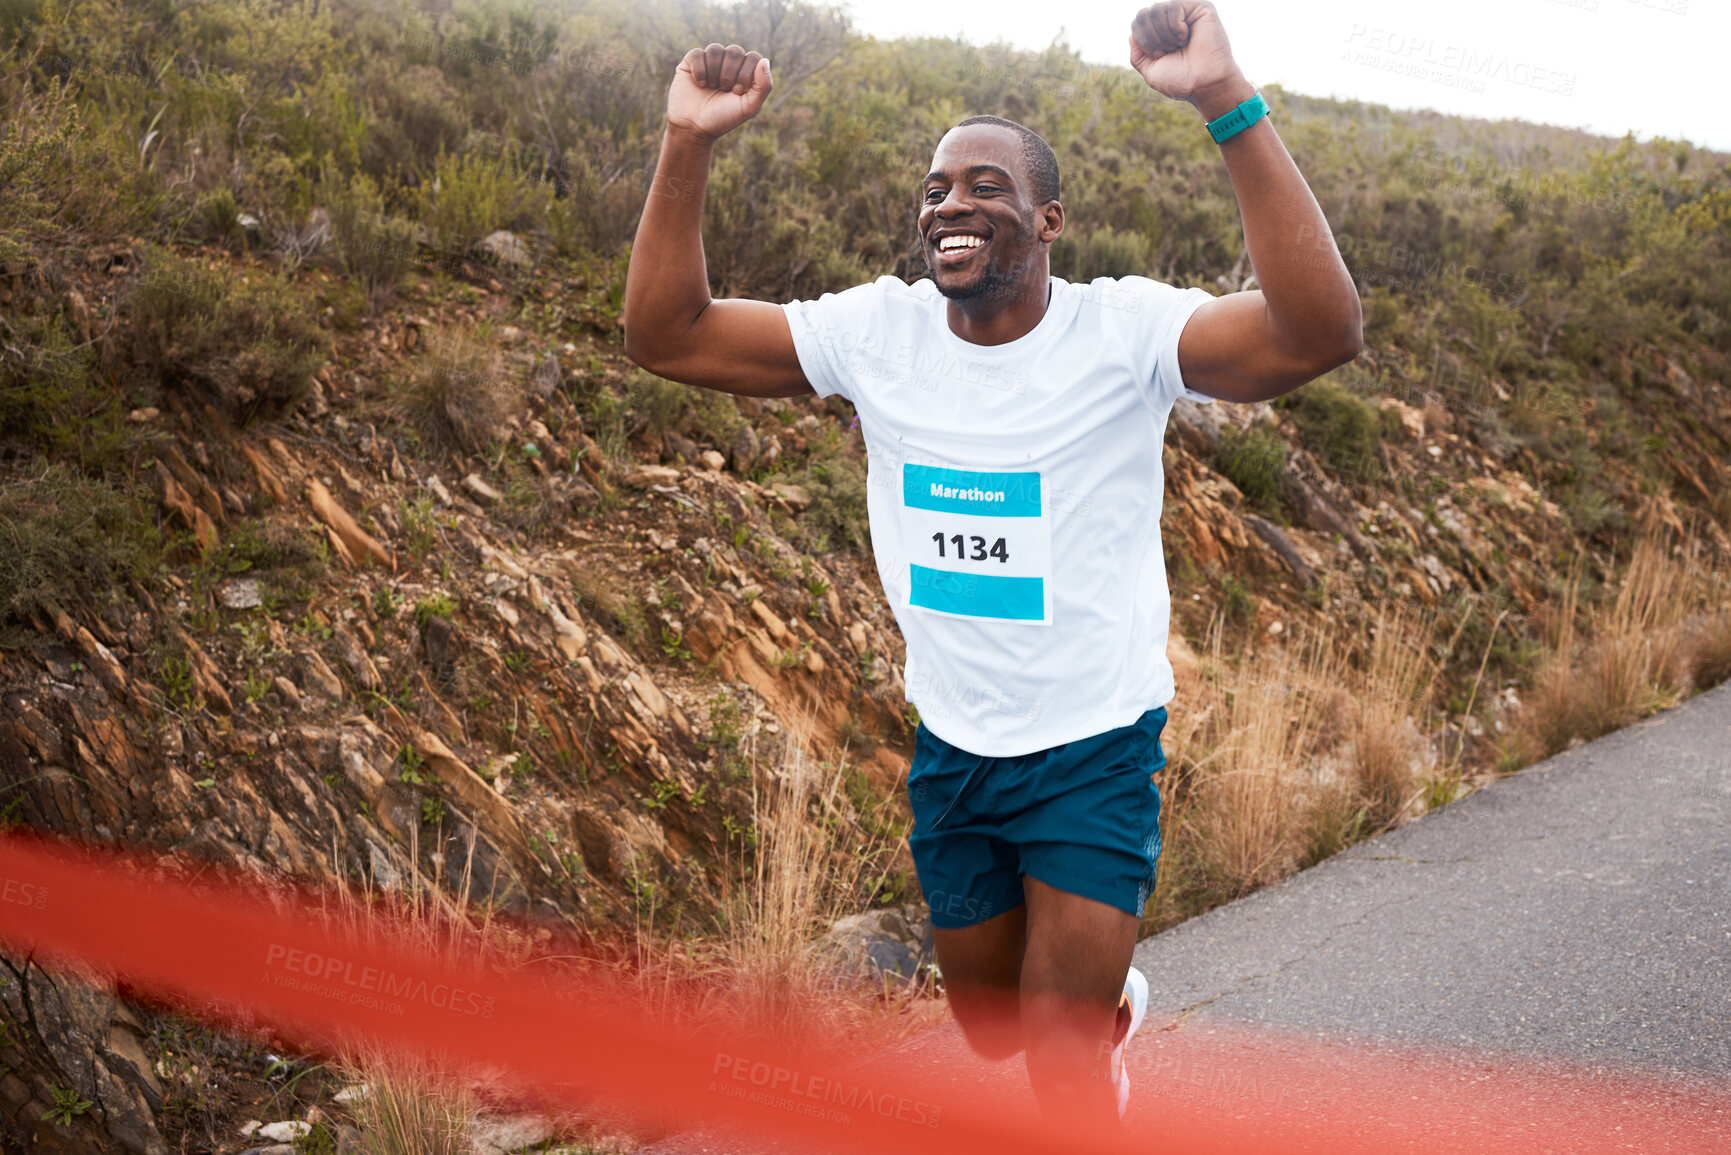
1128,2,1245,108
666,43,773,143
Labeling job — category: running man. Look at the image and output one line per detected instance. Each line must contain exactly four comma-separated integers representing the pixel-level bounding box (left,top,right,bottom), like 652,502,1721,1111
622,1,1361,1123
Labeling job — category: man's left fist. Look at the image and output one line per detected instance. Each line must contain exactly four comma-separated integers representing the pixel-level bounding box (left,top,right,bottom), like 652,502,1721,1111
1129,2,1249,114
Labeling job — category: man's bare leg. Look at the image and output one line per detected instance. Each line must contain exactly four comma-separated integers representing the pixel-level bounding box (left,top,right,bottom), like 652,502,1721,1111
931,902,1028,1059
931,878,1140,1120
1020,875,1140,1120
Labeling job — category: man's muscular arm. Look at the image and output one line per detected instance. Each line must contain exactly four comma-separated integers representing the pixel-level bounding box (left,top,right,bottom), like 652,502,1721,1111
1130,2,1363,403
622,44,813,397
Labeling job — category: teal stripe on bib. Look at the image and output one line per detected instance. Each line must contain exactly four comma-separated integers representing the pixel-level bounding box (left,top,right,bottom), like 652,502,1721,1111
903,464,1040,518
909,565,1044,621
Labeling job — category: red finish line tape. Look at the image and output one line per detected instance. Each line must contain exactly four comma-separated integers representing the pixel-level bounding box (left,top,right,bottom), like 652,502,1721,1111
1,831,1725,1154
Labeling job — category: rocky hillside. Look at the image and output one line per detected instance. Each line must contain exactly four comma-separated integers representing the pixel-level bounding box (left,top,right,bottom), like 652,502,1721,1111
3,0,1731,1143
4,214,1731,1154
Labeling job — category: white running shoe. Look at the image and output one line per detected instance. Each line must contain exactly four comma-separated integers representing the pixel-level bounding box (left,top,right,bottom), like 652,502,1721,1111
1111,966,1149,1119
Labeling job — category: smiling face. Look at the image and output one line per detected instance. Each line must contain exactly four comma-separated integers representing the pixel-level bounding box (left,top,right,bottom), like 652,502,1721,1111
919,124,1062,305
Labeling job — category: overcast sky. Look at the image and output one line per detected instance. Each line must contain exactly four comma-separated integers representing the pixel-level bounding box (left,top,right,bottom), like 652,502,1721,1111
841,0,1729,153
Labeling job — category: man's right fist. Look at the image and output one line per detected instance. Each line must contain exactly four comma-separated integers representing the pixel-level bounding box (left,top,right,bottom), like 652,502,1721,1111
666,43,772,142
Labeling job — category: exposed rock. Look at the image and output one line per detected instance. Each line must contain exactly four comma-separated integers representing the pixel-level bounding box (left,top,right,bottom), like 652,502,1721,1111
698,449,726,471
467,1113,554,1155
1168,396,1221,454
56,616,128,697
730,424,760,473
569,799,672,884
169,626,234,714
238,444,288,506
769,483,812,511
272,676,301,709
253,1122,311,1143
749,600,794,646
817,907,933,985
155,461,219,557
302,375,329,419
423,473,456,507
295,651,345,704
161,446,225,528
533,581,589,662
367,842,400,891
421,615,457,685
1244,515,1318,588
306,480,391,569
623,465,681,488
473,230,531,270
663,431,700,464
331,625,380,692
410,728,531,865
0,952,169,1155
219,578,262,610
462,474,503,505
480,545,528,580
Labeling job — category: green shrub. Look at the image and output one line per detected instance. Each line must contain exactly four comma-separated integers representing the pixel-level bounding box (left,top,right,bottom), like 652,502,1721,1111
625,369,741,445
1214,425,1286,512
322,159,417,313
1275,381,1382,481
393,328,518,456
416,148,551,260
0,308,133,468
802,446,869,551
413,592,456,627
190,187,243,247
0,75,157,258
123,249,327,423
0,465,158,636
1051,224,1154,281
356,62,469,187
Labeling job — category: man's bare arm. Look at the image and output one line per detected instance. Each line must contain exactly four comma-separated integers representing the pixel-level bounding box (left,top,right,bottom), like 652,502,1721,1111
622,43,813,398
1129,3,1362,403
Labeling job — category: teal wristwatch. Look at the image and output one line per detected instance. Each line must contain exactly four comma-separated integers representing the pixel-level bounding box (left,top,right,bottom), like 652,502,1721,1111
1205,91,1268,144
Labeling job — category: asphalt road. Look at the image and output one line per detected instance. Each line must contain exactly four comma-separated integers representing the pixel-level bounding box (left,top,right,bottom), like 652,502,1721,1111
1132,679,1731,1076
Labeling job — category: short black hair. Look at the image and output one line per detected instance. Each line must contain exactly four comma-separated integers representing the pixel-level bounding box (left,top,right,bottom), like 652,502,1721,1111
952,115,1061,205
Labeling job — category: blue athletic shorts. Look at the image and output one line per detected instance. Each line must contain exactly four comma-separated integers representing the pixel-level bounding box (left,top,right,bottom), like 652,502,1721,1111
907,708,1167,929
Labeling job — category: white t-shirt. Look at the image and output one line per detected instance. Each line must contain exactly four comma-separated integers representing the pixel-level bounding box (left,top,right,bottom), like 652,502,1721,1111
783,274,1215,757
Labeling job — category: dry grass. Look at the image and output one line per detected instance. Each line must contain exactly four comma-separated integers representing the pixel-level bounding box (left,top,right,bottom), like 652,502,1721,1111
1350,607,1437,829
321,833,496,1155
339,1046,473,1155
315,724,932,1152
394,328,521,457
1182,634,1322,904
1686,609,1731,691
1512,534,1705,760
1148,609,1441,931
628,720,940,1044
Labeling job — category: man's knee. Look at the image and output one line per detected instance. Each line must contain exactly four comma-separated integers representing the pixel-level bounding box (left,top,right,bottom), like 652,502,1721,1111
947,987,1023,1060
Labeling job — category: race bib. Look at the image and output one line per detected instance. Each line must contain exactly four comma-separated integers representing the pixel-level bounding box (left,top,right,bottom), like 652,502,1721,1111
900,463,1052,626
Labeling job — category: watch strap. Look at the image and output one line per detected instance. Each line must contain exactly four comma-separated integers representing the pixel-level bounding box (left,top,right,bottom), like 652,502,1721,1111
1206,91,1269,144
